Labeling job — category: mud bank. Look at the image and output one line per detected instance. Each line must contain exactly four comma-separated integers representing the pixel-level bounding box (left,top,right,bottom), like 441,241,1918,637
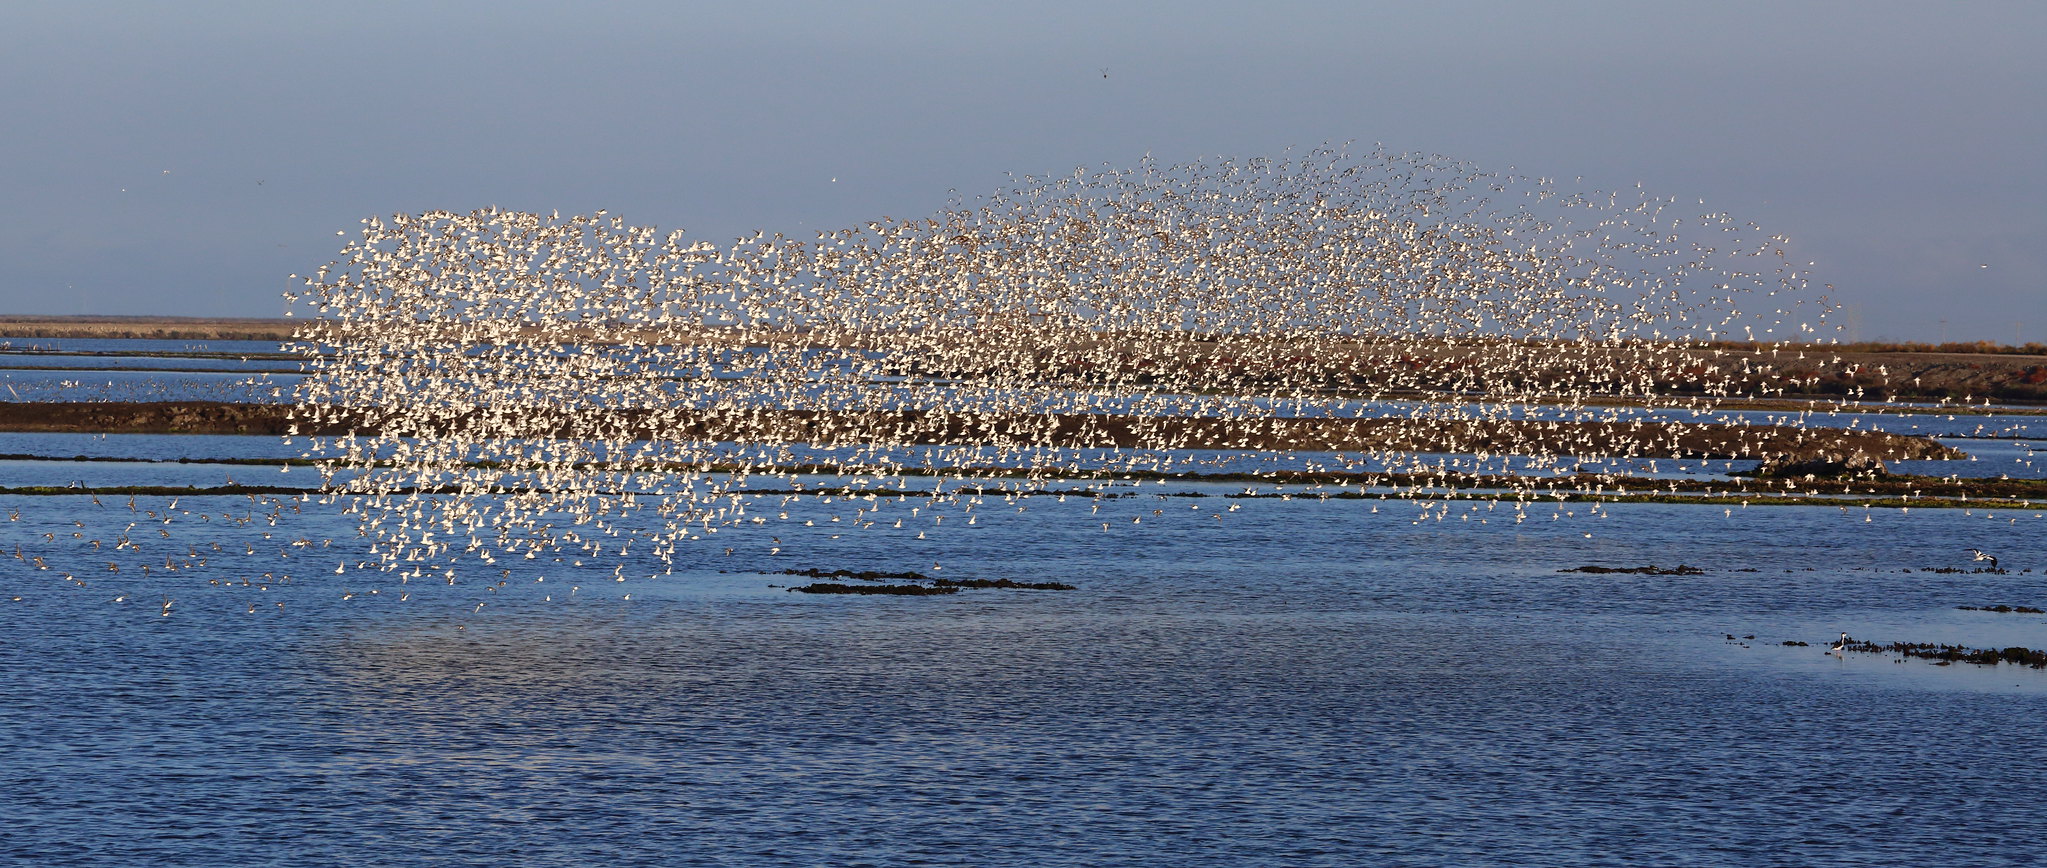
0,401,1960,464
0,316,296,342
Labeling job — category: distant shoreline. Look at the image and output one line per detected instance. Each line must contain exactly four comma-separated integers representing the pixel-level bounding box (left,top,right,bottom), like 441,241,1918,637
0,315,296,341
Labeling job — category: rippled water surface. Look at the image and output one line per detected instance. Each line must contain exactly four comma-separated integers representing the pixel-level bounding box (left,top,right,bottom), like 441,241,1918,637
3,343,2046,865
4,478,2046,866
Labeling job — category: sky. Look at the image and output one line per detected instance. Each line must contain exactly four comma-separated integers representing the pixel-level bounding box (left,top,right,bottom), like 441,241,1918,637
2,1,2040,343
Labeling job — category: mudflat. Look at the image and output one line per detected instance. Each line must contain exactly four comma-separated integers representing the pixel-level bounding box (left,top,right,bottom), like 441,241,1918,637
0,315,296,341
0,400,1958,464
4,316,2040,404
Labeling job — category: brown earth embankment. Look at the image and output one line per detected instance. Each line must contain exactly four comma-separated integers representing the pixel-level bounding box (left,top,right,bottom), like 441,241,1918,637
6,316,2042,403
0,400,1961,464
0,316,296,342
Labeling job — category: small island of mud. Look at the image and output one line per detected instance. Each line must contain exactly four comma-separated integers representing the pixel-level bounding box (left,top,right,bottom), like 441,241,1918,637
782,567,1076,595
790,582,959,596
1834,636,2047,669
1562,565,1706,576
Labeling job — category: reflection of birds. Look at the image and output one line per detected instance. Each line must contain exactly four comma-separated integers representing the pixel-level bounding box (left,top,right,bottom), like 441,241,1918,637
1966,548,1998,569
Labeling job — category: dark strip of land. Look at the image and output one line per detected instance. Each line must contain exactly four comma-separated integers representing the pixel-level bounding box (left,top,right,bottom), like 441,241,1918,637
0,315,296,341
6,315,2044,403
0,482,2037,511
0,400,1959,464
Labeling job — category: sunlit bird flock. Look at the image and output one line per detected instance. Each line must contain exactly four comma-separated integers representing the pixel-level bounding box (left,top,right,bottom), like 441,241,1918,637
263,146,1844,592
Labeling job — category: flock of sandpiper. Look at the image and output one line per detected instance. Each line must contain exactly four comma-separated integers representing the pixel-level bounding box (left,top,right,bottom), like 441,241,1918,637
11,147,2030,616
275,146,1838,588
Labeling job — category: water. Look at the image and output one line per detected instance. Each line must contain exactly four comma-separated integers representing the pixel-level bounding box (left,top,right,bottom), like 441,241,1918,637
0,338,287,355
0,367,296,403
3,473,2045,866
3,342,2046,865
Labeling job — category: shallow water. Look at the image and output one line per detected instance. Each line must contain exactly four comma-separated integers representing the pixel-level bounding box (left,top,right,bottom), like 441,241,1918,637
0,432,308,461
0,367,295,403
3,344,2045,865
0,416,2040,485
3,477,2045,866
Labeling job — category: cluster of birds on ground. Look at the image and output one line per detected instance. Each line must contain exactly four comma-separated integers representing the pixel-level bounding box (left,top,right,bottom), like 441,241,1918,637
272,145,1855,587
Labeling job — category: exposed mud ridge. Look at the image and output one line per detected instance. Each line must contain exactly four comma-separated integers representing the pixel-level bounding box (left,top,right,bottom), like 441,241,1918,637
0,315,296,341
933,578,1077,591
1957,604,2045,614
1836,637,2047,668
789,582,958,596
2,315,2038,402
781,567,936,583
1561,565,1705,575
0,401,1961,464
779,568,1075,592
0,402,302,435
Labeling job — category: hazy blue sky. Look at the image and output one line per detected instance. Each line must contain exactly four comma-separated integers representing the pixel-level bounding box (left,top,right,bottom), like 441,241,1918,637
3,1,2039,342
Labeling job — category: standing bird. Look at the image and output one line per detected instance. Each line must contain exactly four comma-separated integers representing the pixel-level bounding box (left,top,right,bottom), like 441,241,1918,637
1828,632,1849,656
